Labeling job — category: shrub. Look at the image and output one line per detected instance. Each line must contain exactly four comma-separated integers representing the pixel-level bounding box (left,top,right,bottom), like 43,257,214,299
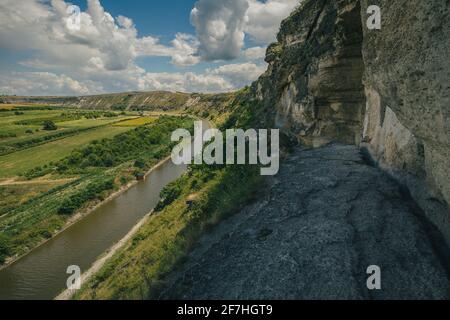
0,133,17,138
0,234,11,264
155,180,183,211
120,176,128,185
58,178,115,215
134,159,146,169
43,120,57,131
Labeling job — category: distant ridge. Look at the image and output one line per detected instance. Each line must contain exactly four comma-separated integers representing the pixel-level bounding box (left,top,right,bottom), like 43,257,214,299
1,90,236,112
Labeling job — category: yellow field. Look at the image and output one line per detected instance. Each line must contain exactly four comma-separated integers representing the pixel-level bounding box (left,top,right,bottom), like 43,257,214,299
113,116,157,127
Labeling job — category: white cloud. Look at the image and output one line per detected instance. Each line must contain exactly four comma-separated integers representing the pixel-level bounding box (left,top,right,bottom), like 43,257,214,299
209,62,267,88
243,46,267,60
190,0,249,61
0,61,267,96
0,72,94,96
190,0,299,61
0,0,290,95
169,34,201,67
246,0,299,43
0,0,199,71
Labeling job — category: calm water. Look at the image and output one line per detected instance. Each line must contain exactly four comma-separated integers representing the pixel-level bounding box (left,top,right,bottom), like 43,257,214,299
0,159,187,300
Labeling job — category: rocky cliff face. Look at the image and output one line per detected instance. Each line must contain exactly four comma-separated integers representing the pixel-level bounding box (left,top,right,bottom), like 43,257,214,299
360,0,450,244
249,0,450,243
253,0,366,147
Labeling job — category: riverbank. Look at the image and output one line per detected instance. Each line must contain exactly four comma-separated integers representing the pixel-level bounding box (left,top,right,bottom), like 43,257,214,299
55,210,154,300
0,155,172,272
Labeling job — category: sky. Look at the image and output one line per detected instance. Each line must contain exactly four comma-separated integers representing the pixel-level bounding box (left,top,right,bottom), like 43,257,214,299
0,0,300,96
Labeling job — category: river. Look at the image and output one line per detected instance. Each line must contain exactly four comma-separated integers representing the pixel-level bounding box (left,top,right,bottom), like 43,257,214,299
0,159,187,300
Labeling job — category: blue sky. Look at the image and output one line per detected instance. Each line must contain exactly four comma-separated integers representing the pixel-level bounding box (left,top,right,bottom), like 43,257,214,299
0,0,299,95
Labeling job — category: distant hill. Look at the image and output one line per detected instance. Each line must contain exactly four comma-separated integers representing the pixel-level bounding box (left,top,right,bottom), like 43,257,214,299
0,91,236,113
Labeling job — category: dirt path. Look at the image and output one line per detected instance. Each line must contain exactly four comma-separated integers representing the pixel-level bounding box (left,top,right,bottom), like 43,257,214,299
0,178,75,186
160,144,450,299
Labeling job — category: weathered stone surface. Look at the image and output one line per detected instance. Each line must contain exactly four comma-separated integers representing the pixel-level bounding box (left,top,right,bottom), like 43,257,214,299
253,0,366,146
360,0,450,242
248,0,449,244
161,145,450,300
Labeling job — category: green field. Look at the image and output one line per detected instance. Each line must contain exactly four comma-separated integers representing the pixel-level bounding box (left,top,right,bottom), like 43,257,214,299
0,109,135,147
0,112,195,265
0,125,132,178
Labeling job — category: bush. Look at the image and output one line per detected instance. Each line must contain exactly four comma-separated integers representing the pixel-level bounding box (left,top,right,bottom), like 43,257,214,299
155,180,183,211
58,178,115,215
120,176,128,185
201,110,210,118
134,159,146,169
25,129,34,134
0,234,11,264
0,133,17,139
43,120,57,131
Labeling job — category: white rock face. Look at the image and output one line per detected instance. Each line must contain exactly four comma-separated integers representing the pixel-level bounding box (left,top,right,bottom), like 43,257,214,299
362,87,424,177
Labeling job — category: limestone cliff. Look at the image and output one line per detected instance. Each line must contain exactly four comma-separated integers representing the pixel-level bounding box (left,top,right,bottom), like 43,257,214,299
249,0,450,243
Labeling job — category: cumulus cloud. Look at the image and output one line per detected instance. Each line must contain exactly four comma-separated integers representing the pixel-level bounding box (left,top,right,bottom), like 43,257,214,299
0,61,266,96
246,0,299,43
190,0,249,61
190,0,299,61
0,0,199,71
243,46,267,60
209,62,267,88
0,0,288,95
0,72,94,96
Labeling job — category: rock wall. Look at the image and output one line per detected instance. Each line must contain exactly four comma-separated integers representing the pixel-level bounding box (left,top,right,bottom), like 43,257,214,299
360,0,450,243
253,0,366,147
250,0,450,243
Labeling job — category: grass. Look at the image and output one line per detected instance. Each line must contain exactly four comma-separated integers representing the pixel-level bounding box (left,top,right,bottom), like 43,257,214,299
0,104,51,110
74,165,262,299
0,125,132,178
0,116,130,145
113,117,157,127
0,180,69,215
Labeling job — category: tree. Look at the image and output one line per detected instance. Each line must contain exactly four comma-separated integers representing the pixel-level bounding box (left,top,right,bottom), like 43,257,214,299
134,159,146,169
43,120,57,131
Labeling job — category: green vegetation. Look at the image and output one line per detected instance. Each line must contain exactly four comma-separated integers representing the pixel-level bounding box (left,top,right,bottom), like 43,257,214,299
58,178,115,215
24,115,193,178
0,180,69,216
0,125,132,178
0,234,11,264
43,120,57,131
75,163,262,299
0,109,136,156
0,111,194,264
74,93,272,299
